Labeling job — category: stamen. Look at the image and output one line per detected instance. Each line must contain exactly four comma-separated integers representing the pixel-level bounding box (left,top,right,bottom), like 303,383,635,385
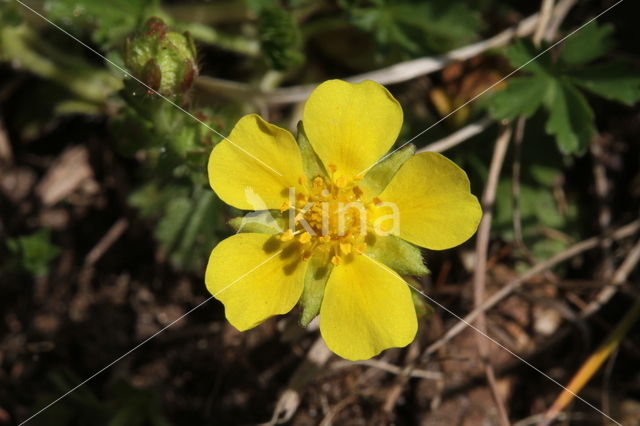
280,229,294,241
288,168,372,266
279,201,290,212
355,243,367,254
339,242,352,255
299,232,312,244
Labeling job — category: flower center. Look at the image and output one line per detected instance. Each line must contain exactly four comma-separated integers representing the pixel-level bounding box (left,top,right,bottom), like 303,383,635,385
279,166,379,266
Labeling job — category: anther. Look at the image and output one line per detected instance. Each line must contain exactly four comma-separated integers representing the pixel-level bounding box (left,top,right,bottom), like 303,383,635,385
339,242,352,255
280,229,294,241
299,232,312,244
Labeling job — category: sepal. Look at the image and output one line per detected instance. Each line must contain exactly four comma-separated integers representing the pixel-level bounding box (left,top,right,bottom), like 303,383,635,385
228,211,286,235
360,145,415,196
365,234,429,276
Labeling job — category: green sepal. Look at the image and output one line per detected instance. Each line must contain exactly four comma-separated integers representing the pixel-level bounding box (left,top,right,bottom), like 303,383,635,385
228,211,286,234
296,121,328,179
359,144,415,196
408,281,435,320
299,253,332,326
365,234,429,276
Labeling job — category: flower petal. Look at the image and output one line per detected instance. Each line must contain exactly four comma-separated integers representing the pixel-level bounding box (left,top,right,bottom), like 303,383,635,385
205,233,306,331
303,80,403,180
319,254,417,360
208,114,306,210
378,152,482,250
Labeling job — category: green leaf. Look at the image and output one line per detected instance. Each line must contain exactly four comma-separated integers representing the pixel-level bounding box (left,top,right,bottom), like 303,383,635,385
503,39,551,75
568,62,640,106
228,211,286,234
171,191,218,270
365,234,428,276
348,0,480,55
6,229,61,277
489,76,551,120
360,145,414,196
545,80,595,154
132,183,219,272
299,253,332,326
559,21,614,66
45,0,160,48
258,5,303,70
296,121,327,179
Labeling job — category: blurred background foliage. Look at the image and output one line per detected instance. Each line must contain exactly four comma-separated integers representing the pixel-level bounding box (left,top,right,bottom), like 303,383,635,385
1,0,640,424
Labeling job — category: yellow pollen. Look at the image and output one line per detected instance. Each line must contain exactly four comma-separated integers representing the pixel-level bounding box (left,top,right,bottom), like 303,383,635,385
280,229,294,241
355,243,367,254
299,232,312,244
335,176,348,188
286,168,373,265
339,242,352,255
298,175,307,185
280,201,290,212
312,176,324,189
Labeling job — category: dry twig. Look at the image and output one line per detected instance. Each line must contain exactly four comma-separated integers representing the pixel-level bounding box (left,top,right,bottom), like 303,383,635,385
265,337,332,425
473,125,513,426
422,219,640,359
194,0,576,105
416,116,493,154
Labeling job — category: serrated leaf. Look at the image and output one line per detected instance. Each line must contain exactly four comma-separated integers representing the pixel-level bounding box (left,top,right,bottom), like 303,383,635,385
45,0,160,48
228,211,285,234
568,61,640,106
545,80,595,154
299,253,332,326
141,184,219,272
296,121,327,179
155,196,191,253
360,145,414,196
504,39,551,75
489,76,550,120
349,0,480,55
365,234,428,276
172,191,217,270
559,21,613,66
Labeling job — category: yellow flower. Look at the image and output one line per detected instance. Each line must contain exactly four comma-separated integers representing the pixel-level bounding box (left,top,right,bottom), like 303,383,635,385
205,79,482,360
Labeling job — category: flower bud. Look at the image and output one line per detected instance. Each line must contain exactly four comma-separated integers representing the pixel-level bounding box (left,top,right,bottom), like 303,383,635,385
124,17,197,97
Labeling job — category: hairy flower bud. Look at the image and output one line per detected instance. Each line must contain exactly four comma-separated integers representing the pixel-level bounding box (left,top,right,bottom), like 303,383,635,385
124,17,197,97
